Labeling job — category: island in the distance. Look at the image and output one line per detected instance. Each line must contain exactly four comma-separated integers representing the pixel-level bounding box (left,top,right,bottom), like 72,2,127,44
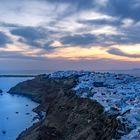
8,71,140,140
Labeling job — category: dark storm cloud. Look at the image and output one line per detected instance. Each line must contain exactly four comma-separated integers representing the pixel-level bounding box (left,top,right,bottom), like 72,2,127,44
11,26,47,42
104,0,140,21
120,26,140,44
60,34,97,46
43,0,140,48
60,32,140,47
8,0,140,49
2,0,140,60
99,24,140,46
97,33,140,46
0,32,12,47
46,0,140,21
11,27,42,47
78,18,121,27
10,26,56,51
107,48,140,58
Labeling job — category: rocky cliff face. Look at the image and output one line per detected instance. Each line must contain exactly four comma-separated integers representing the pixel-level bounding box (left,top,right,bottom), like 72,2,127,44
8,74,118,140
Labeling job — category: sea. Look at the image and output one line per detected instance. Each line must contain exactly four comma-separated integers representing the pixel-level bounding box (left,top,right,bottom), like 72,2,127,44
0,77,39,140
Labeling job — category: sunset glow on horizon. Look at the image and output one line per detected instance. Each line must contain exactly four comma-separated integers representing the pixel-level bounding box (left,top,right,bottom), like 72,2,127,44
0,0,140,70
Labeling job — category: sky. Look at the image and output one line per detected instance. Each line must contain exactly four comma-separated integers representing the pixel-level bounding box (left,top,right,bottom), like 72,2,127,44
0,0,140,71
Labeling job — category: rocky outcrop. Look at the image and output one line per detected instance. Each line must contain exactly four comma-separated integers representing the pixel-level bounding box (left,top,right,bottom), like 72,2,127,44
8,74,118,140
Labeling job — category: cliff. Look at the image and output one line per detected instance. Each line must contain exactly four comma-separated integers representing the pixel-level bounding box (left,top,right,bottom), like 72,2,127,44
8,73,118,140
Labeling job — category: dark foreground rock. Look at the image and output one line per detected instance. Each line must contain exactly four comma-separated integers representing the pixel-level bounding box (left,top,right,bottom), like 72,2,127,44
9,74,118,140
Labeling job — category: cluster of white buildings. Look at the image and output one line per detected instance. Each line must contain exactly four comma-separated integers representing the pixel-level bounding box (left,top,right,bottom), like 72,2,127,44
48,71,140,140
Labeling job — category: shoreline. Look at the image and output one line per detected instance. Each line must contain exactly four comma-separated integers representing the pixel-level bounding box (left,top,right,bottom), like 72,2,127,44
0,75,36,78
7,91,42,114
7,71,140,140
8,72,119,140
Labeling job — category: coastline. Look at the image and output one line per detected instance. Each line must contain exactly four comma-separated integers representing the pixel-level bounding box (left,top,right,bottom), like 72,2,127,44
8,72,119,140
0,75,36,78
8,71,140,140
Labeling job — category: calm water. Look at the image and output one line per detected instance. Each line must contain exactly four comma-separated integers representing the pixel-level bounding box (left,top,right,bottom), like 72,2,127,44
0,77,39,140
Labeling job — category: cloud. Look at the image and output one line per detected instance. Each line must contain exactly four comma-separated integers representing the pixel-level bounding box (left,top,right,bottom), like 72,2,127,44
2,0,140,48
78,18,119,27
0,0,140,70
0,50,47,60
107,48,140,58
10,26,56,50
0,32,12,47
104,0,140,21
11,26,45,47
0,22,20,28
60,33,120,47
11,26,47,41
96,33,140,46
46,0,95,10
60,34,97,46
45,0,140,21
